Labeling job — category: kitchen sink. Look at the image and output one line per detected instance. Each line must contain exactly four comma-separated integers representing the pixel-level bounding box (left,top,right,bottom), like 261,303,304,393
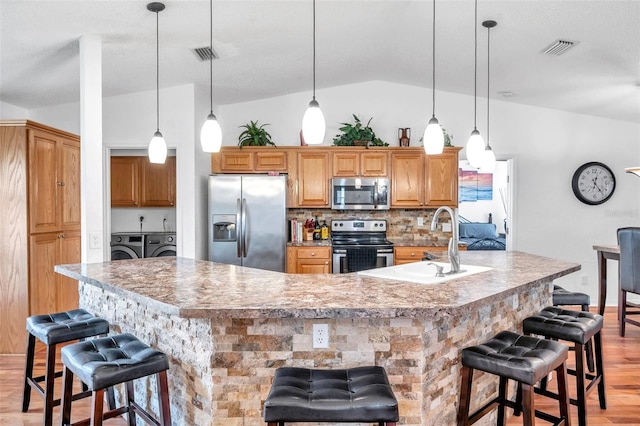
357,261,492,285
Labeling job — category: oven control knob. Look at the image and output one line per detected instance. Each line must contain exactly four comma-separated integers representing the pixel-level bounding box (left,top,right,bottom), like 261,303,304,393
374,223,378,227
166,236,174,243
115,236,122,243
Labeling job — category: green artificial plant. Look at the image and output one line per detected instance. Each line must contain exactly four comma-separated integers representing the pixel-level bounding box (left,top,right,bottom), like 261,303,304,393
332,114,388,147
237,120,276,147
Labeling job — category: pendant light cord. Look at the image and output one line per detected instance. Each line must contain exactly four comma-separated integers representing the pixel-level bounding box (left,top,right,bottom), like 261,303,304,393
431,0,436,118
209,0,213,114
486,24,491,147
473,0,478,129
312,0,317,101
155,9,160,132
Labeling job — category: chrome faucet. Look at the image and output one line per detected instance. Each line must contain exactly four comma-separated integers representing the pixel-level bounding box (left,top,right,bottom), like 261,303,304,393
430,206,461,273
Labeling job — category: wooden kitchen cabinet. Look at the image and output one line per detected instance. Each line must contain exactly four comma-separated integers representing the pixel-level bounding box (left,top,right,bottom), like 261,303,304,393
287,246,332,274
140,156,176,207
29,231,81,315
390,152,424,207
296,152,330,207
28,128,81,233
394,245,467,265
332,149,388,177
0,120,81,354
390,147,461,208
211,147,288,173
111,156,139,207
110,155,176,207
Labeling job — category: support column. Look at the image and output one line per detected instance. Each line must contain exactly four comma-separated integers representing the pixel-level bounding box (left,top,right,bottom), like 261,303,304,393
79,35,105,263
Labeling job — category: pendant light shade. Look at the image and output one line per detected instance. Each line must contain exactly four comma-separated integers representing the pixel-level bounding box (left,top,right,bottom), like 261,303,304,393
147,2,167,164
479,20,497,173
201,113,222,152
424,117,445,155
423,0,444,155
200,0,222,153
301,0,325,145
626,167,640,177
465,0,484,168
149,131,168,164
302,99,326,145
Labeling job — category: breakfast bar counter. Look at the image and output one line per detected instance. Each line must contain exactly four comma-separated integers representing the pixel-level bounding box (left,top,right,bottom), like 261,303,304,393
56,251,579,426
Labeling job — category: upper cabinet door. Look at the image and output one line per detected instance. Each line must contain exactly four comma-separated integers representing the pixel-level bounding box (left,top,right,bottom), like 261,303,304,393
59,138,81,231
332,152,360,177
140,156,176,207
390,152,424,207
360,151,388,176
111,156,140,207
297,152,330,207
425,150,459,207
28,130,81,233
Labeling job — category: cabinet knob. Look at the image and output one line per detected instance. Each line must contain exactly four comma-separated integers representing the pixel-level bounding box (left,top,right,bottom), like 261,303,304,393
411,252,416,256
325,261,328,265
311,252,316,256
57,181,65,186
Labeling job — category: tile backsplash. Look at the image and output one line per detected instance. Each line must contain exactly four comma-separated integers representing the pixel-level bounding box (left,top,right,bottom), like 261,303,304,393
287,209,452,242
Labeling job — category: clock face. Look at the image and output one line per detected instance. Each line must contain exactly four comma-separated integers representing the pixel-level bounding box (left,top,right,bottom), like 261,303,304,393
571,162,616,205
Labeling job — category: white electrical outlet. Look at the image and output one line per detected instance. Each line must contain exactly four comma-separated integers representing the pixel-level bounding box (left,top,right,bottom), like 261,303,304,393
417,217,424,226
89,232,101,249
442,222,452,232
312,323,329,348
581,275,589,286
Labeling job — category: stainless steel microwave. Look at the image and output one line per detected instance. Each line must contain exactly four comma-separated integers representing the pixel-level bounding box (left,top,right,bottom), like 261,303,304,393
331,177,390,210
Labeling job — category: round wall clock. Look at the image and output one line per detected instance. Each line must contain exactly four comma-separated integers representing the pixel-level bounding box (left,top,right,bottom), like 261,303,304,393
571,162,616,205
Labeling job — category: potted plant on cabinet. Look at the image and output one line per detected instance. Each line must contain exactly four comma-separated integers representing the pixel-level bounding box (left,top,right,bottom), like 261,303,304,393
238,120,276,147
332,114,388,148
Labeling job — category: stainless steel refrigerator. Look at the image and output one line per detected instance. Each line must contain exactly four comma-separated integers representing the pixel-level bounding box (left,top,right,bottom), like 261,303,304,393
208,174,287,272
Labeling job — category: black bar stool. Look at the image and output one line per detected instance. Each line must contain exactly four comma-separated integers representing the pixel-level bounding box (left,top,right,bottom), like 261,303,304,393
523,307,606,426
22,309,110,426
552,285,594,372
60,333,171,426
457,330,571,426
264,366,399,425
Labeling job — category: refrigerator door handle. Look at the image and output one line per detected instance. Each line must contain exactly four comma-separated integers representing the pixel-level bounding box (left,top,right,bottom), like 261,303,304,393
242,198,248,257
236,198,242,257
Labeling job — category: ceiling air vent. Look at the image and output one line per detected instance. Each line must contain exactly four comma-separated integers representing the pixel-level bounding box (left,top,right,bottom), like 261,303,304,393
541,39,578,56
192,46,218,62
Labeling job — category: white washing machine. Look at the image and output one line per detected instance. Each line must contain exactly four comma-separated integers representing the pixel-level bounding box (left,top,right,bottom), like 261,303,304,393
145,233,176,257
110,233,145,260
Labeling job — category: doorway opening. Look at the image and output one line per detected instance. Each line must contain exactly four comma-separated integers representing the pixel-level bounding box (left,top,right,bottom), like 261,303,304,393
458,158,516,251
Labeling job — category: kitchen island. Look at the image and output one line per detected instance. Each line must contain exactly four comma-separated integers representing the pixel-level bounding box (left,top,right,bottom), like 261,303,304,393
55,251,579,426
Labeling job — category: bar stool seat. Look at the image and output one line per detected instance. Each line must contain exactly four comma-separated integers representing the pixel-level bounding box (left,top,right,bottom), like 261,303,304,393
22,309,110,426
523,307,606,426
458,330,571,426
60,333,171,426
264,366,398,425
552,285,595,372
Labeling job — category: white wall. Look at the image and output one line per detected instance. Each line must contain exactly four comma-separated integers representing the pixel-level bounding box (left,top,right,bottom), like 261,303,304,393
0,101,29,119
219,80,640,305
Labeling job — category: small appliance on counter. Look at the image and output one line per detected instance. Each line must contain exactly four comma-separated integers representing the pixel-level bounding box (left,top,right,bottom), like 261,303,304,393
331,219,394,273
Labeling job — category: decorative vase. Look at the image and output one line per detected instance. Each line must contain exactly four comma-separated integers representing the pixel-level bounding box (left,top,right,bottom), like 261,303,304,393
398,128,411,147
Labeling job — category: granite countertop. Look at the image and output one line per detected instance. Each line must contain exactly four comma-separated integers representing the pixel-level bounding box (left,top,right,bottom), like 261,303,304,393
56,252,579,320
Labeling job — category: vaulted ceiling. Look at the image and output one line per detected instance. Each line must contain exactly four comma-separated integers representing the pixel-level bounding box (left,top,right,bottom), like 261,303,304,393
1,0,638,123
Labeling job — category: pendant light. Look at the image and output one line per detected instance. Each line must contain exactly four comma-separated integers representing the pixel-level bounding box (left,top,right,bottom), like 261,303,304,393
479,20,497,173
200,0,222,153
301,0,325,145
147,2,167,164
465,0,485,168
423,0,444,155
626,167,640,177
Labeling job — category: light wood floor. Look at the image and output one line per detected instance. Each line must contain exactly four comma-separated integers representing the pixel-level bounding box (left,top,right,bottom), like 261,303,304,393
0,308,638,425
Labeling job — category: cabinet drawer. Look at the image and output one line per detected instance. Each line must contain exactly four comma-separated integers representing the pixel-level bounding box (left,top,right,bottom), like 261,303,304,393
296,246,331,259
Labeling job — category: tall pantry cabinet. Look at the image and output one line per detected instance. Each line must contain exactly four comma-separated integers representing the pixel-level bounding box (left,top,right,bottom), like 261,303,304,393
0,120,81,354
